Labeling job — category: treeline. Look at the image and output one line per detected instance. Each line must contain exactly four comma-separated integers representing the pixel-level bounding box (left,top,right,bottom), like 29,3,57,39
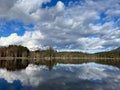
0,45,29,57
0,45,120,59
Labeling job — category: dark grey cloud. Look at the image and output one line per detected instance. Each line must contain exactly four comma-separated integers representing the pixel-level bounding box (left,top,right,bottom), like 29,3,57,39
0,0,16,12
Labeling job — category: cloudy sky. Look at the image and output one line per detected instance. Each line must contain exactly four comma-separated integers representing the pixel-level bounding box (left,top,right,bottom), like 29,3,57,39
0,0,120,53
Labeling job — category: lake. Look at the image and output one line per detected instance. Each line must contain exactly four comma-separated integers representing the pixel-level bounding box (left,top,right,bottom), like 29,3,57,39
0,59,120,90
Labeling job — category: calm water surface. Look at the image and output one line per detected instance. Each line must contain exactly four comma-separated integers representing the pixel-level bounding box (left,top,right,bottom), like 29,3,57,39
0,59,120,90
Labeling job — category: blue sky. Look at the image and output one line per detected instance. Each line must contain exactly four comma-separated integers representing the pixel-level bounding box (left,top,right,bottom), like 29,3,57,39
42,0,82,7
0,0,120,53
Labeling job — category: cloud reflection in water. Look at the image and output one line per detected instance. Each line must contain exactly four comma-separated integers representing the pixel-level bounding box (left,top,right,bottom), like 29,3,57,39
0,62,120,90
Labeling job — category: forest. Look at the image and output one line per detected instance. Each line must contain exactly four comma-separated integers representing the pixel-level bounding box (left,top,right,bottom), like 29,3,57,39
0,45,120,60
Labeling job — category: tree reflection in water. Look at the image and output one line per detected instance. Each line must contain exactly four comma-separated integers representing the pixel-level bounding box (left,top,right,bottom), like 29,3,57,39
0,59,120,71
0,59,29,71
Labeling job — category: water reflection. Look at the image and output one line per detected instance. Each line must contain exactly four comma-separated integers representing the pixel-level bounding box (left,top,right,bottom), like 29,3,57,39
0,59,120,90
0,59,29,71
0,60,120,90
0,59,120,71
34,59,120,70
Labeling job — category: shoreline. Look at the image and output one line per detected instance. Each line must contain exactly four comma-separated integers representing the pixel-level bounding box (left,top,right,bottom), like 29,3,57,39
0,57,120,60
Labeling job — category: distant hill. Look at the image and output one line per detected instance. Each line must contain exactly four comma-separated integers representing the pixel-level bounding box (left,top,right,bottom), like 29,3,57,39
113,47,120,51
95,47,120,58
